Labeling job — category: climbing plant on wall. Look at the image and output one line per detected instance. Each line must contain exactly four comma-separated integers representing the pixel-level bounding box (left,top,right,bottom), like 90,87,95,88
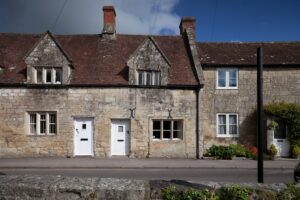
264,102,300,146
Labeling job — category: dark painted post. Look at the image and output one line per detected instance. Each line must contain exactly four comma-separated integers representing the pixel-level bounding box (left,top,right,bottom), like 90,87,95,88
257,47,264,183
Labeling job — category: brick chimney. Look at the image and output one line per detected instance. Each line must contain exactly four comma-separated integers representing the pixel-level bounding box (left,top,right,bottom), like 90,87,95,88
179,17,196,39
102,6,116,39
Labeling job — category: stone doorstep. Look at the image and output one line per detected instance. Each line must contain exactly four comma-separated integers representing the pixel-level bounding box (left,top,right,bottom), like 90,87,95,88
0,175,297,200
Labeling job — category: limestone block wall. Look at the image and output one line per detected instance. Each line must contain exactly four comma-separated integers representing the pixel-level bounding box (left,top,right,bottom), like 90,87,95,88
200,66,300,151
0,88,197,158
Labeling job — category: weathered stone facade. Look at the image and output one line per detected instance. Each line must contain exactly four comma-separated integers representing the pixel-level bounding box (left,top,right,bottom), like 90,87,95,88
200,66,300,151
0,88,197,158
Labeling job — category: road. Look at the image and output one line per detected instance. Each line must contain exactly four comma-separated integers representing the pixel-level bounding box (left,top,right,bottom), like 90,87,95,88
0,168,294,183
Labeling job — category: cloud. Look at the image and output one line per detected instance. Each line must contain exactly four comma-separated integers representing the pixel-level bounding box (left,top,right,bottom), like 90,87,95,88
0,0,181,35
102,0,181,35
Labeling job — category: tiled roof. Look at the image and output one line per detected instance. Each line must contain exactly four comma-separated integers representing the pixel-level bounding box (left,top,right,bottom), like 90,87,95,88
197,42,300,65
0,33,199,86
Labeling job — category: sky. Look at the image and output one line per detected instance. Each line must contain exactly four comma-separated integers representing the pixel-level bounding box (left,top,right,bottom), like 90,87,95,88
0,0,299,42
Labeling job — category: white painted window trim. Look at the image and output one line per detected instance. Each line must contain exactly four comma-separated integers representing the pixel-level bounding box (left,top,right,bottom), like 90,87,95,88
34,67,62,84
216,113,239,138
28,112,57,135
152,119,183,141
216,68,238,89
136,70,161,86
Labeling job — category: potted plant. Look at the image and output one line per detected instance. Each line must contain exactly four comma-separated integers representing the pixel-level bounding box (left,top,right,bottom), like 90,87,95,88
269,144,278,160
292,145,300,159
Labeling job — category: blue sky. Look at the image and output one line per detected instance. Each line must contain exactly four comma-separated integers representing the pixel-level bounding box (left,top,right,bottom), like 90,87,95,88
0,0,299,42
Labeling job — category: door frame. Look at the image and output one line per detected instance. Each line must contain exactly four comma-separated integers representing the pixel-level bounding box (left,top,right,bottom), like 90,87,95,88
110,119,130,156
73,117,94,157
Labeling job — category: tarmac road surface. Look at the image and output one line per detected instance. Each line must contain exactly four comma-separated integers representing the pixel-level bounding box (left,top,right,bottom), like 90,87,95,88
0,168,293,183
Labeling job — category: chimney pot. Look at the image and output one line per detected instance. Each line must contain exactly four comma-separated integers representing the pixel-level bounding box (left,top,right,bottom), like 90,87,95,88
102,6,116,39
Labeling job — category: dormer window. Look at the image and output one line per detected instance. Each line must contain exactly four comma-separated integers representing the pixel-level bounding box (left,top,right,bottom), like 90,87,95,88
35,67,62,84
137,70,161,86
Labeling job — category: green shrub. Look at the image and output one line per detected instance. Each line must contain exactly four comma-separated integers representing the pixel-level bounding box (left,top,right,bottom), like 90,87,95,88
277,183,300,200
162,186,217,200
206,144,253,159
292,145,300,158
206,145,234,160
219,185,253,200
162,185,178,200
269,144,278,156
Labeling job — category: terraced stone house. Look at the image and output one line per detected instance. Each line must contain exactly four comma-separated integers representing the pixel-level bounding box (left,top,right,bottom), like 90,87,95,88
0,6,299,158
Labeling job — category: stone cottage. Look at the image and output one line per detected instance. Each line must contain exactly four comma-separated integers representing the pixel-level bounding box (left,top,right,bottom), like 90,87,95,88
0,6,300,158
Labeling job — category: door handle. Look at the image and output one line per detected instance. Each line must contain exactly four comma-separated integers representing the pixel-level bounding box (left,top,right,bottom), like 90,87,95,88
117,139,124,142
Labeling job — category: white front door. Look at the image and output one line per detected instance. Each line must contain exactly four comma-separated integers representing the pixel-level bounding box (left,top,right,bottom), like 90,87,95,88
273,122,290,157
111,120,130,156
74,118,93,156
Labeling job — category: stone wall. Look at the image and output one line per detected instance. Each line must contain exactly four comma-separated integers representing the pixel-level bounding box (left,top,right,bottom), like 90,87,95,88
0,88,197,158
0,175,291,200
200,66,300,151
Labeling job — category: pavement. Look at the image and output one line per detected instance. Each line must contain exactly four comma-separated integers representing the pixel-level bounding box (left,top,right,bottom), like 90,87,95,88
0,157,298,169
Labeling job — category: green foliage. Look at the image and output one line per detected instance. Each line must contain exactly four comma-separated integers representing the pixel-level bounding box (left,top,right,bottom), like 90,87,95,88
206,144,253,160
162,184,300,200
162,185,178,200
269,144,278,156
265,102,300,146
218,185,253,200
292,145,300,157
162,186,217,200
277,183,300,200
183,188,217,200
268,120,279,130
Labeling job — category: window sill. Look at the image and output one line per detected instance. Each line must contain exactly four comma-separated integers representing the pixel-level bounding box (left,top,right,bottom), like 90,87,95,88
216,87,238,90
216,135,239,138
27,134,57,137
152,139,183,142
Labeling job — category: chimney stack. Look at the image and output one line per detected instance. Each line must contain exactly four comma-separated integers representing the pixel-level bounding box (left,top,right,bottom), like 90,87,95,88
102,6,116,39
179,17,196,39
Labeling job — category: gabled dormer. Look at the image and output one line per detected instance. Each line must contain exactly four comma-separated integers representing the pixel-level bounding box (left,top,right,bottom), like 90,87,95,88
25,31,72,85
127,37,171,86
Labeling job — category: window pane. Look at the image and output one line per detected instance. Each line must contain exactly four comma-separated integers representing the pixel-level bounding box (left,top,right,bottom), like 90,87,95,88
229,125,237,135
55,68,62,83
146,72,151,85
153,131,160,139
46,69,52,83
163,121,171,130
40,114,46,134
219,125,226,135
229,70,237,87
229,115,237,125
218,115,226,125
49,113,56,134
173,121,178,130
30,114,36,134
154,72,160,85
163,131,171,139
153,121,161,130
173,131,182,139
138,71,143,85
37,69,42,83
218,70,226,87
274,121,287,139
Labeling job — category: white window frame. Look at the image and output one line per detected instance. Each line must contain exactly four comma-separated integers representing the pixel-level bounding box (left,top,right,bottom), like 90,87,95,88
137,70,161,86
28,112,57,135
216,68,238,89
152,119,183,141
34,67,62,84
216,113,239,138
